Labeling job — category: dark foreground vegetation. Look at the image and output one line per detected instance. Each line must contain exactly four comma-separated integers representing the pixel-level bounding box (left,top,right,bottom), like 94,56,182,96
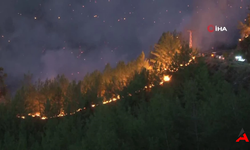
0,14,250,149
1,57,250,150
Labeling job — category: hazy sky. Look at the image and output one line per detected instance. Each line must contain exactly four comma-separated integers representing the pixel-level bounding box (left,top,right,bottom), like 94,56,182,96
0,0,249,91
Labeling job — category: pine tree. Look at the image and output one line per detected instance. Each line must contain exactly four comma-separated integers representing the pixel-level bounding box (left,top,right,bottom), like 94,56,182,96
103,63,113,83
149,31,182,69
103,63,112,74
238,11,250,62
135,51,150,71
238,13,250,37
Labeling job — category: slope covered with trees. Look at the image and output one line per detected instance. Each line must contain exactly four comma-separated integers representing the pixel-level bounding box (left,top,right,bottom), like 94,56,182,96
0,31,249,150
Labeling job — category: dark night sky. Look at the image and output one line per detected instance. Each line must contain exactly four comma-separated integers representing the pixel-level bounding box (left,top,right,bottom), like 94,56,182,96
0,0,249,91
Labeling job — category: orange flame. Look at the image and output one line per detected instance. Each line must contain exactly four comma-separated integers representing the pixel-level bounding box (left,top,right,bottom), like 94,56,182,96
163,75,171,82
17,56,195,120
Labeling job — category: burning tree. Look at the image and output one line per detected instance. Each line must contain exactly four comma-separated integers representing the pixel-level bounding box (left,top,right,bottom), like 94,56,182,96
239,13,250,38
238,11,250,62
149,31,195,71
149,31,182,68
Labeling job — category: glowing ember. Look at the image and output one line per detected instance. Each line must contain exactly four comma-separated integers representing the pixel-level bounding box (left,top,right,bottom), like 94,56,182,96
41,117,47,120
76,108,82,112
163,75,171,81
17,56,196,120
35,112,40,117
57,111,65,117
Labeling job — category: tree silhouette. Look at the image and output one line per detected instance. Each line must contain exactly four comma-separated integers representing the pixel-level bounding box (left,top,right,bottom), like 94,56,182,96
238,13,250,37
149,31,182,69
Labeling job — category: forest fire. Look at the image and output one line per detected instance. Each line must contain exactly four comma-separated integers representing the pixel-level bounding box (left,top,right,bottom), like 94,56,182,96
16,56,195,120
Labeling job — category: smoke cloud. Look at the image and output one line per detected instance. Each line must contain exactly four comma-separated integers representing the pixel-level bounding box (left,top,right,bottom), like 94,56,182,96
181,0,249,49
0,0,249,93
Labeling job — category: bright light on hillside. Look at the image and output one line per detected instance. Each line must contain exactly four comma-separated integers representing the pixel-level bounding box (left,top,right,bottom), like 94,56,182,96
163,75,171,81
235,56,245,62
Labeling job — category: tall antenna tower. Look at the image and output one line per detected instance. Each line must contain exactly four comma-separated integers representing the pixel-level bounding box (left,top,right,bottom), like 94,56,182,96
187,30,193,48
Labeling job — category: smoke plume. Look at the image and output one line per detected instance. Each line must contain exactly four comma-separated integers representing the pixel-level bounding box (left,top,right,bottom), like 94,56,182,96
0,0,249,93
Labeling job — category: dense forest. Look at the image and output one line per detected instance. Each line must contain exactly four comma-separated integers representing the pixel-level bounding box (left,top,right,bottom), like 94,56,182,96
0,14,250,149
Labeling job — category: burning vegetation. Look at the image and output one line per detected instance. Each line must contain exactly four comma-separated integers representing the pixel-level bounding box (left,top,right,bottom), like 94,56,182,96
15,53,195,120
1,1,250,149
0,31,197,120
2,22,250,148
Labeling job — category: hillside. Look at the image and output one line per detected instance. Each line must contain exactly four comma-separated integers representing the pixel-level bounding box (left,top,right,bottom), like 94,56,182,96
1,31,250,150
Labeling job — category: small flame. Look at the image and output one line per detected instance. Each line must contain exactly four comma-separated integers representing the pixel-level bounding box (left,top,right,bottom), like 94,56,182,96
41,117,47,120
35,112,40,117
76,108,82,112
17,56,197,120
163,75,171,82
